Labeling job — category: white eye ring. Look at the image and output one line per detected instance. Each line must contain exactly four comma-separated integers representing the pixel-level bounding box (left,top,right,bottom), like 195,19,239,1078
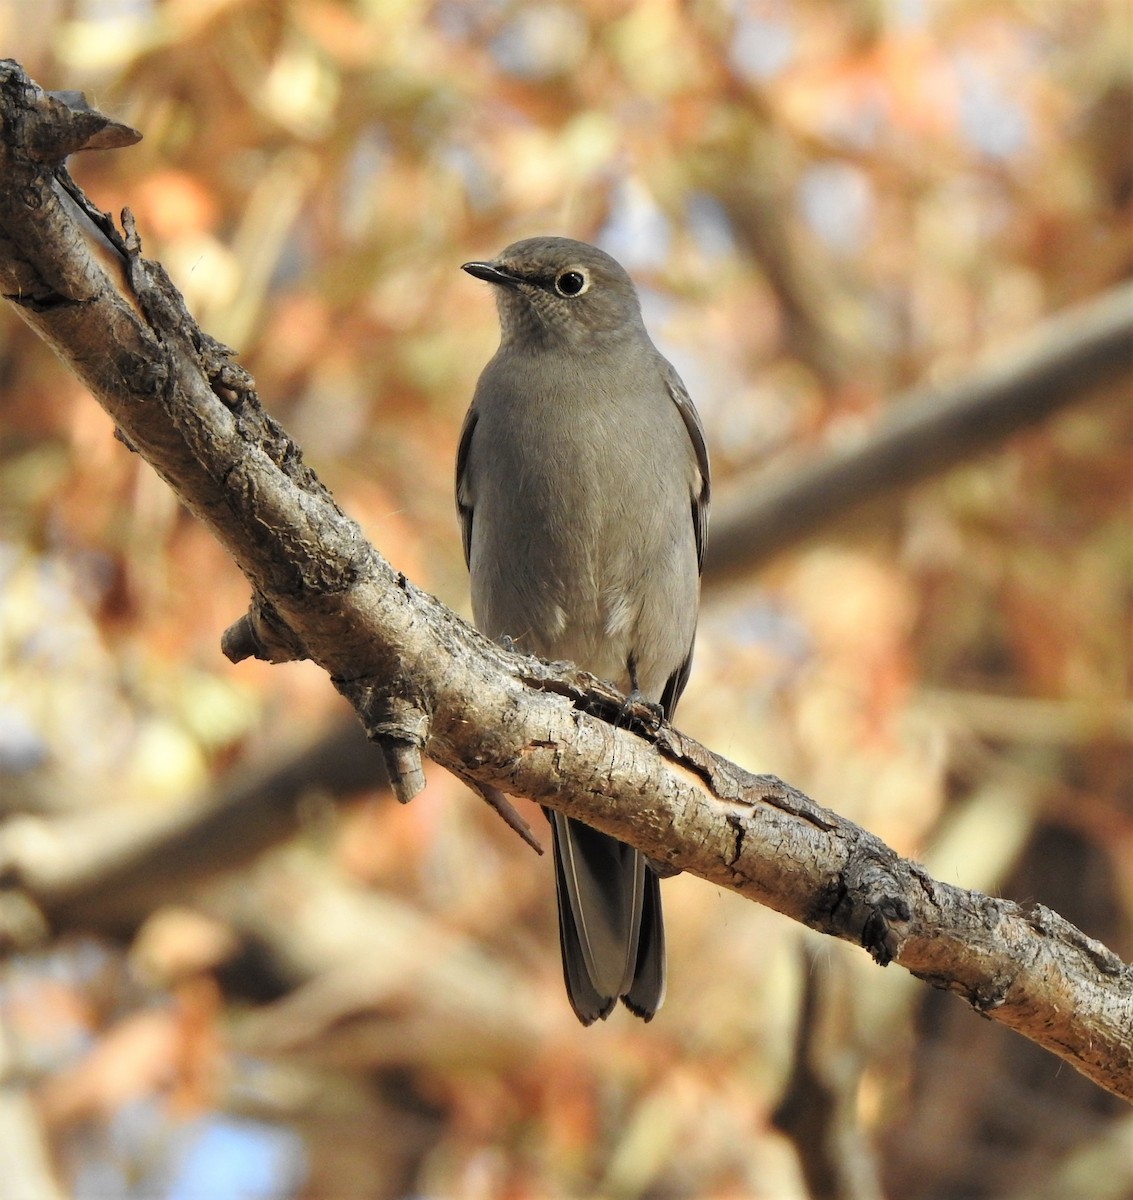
554,268,590,297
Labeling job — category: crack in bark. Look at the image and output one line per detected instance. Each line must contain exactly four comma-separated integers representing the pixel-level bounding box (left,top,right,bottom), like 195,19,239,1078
726,813,747,867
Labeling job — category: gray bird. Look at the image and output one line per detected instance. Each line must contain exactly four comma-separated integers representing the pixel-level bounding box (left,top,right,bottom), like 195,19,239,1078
457,236,710,1024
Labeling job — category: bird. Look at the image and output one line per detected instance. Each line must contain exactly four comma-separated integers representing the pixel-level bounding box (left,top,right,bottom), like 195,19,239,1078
457,236,710,1023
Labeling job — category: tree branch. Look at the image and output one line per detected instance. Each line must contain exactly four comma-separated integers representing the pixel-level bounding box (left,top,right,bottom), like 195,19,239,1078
705,281,1133,580
0,721,385,934
1,62,1130,1101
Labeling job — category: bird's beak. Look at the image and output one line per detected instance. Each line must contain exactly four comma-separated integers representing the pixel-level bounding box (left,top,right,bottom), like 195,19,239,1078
462,260,522,289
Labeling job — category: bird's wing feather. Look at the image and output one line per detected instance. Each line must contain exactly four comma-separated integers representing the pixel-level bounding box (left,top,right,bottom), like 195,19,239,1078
657,363,710,719
663,365,711,573
455,405,478,568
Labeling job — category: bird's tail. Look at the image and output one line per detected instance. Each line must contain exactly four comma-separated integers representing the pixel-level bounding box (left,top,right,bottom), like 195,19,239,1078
549,811,666,1025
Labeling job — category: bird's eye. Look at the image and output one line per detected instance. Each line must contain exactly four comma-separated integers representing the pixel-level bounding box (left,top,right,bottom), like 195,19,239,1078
554,269,589,296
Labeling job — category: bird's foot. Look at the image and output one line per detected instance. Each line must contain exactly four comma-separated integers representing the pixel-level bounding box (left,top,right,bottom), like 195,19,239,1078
620,688,665,732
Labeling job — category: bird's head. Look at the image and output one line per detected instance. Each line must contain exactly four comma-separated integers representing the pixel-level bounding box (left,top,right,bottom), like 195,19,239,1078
463,236,646,349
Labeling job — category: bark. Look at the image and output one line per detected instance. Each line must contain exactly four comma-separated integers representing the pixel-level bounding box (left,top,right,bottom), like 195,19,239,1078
1,61,1130,1101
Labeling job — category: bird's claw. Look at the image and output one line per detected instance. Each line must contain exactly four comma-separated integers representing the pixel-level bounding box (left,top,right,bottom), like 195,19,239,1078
621,688,665,731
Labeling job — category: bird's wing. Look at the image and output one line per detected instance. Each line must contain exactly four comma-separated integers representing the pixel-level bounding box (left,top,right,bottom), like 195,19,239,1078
664,366,711,573
656,363,711,719
454,404,478,568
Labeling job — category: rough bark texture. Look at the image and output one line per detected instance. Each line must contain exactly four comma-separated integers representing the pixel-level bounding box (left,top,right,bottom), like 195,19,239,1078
1,61,1130,1101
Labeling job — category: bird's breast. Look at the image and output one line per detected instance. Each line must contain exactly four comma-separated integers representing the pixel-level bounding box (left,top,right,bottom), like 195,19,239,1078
466,364,698,694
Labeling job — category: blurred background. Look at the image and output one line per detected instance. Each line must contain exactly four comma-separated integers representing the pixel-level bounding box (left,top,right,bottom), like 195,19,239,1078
0,1,1130,1197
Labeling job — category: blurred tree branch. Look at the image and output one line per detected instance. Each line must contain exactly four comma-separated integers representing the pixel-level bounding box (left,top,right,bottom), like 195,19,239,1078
1,62,1131,1101
0,721,383,935
705,282,1133,581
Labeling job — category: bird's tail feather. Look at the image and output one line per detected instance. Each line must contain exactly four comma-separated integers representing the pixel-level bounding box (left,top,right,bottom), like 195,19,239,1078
623,868,665,1020
549,811,665,1024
